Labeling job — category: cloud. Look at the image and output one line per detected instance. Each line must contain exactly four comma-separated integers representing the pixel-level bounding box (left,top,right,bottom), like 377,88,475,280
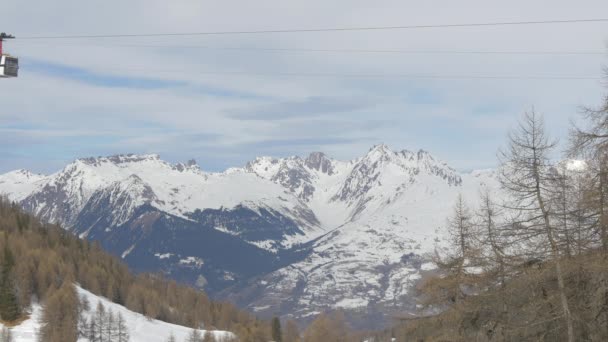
225,96,373,120
239,136,366,149
1,0,607,173
23,58,188,89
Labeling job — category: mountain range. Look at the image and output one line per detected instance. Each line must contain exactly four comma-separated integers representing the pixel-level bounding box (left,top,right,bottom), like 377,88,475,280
0,144,498,328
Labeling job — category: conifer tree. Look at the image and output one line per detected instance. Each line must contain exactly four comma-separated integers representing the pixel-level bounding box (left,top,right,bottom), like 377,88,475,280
425,194,477,305
88,318,98,342
499,111,574,342
570,104,608,253
271,316,282,342
165,332,176,342
283,320,300,342
0,242,19,322
0,326,13,342
106,310,115,342
302,312,348,342
95,301,106,342
186,328,202,342
202,331,215,342
39,282,79,342
116,312,130,342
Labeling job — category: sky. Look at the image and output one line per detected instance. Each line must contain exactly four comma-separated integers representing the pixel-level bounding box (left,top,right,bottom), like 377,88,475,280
1,0,607,174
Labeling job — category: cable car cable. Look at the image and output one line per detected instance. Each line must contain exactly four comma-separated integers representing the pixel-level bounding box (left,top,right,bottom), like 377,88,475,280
15,18,608,40
12,41,606,56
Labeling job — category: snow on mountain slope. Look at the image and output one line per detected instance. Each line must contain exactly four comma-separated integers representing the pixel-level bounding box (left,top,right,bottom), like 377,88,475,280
0,169,47,202
6,154,320,241
224,149,500,327
245,144,466,228
0,145,500,327
0,286,233,342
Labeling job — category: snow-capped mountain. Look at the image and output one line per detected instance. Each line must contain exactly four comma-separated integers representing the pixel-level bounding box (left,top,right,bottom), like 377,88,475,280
224,146,497,326
0,145,498,327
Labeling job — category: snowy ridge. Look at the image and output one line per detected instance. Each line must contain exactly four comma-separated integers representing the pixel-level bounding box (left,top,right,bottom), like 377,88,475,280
0,145,500,326
0,169,47,202
0,285,234,342
231,167,498,325
1,154,319,242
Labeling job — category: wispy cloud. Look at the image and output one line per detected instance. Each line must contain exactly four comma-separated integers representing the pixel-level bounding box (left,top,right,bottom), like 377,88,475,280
23,58,188,89
225,96,373,120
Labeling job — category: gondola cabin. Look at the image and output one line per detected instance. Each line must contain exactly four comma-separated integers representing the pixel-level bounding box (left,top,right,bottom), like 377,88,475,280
0,33,18,78
0,55,18,78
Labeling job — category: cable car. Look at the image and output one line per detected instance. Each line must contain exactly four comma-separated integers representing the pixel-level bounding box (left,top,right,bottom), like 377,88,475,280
0,33,18,78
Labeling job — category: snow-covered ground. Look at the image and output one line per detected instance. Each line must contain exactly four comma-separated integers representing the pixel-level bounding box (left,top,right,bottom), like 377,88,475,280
0,286,234,342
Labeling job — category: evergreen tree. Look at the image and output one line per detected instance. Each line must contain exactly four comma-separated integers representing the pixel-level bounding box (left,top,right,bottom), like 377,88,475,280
202,331,215,342
0,243,19,322
116,312,130,342
95,301,106,342
186,329,202,342
88,318,99,342
106,310,115,342
271,316,282,342
0,326,13,342
165,332,176,342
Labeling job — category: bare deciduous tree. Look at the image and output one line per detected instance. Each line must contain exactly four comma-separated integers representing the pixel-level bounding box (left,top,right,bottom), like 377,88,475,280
499,111,574,342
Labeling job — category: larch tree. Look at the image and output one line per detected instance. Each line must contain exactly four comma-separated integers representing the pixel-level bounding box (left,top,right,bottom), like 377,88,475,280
202,331,216,342
283,319,300,342
302,312,349,342
186,328,202,342
39,282,79,342
475,188,512,338
106,310,115,342
165,332,176,342
116,312,130,342
94,301,106,342
569,101,608,253
498,111,574,342
88,317,98,342
476,189,505,277
0,326,13,342
550,163,596,257
426,194,477,305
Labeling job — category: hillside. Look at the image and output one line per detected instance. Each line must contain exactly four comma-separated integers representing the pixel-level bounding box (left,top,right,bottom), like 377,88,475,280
0,199,272,341
1,286,233,342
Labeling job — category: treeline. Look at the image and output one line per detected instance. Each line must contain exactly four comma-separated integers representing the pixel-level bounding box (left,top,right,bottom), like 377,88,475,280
0,200,271,341
384,91,608,340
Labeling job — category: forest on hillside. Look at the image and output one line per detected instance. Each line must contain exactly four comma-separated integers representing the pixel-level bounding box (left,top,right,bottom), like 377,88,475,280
0,199,283,341
0,193,370,342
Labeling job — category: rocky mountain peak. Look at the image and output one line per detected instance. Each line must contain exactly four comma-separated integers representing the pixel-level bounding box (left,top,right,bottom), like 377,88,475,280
77,154,162,167
365,144,394,161
173,159,200,172
305,152,334,175
1,169,44,181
